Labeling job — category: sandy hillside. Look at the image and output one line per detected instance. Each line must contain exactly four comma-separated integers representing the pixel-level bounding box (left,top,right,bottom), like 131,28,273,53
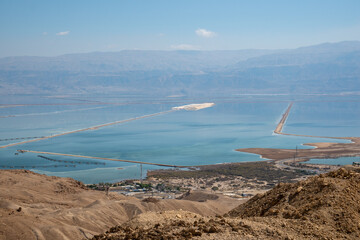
93,168,360,240
0,170,240,240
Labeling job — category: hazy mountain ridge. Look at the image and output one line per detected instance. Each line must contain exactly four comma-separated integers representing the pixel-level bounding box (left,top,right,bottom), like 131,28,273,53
0,50,277,72
231,41,360,69
0,41,359,95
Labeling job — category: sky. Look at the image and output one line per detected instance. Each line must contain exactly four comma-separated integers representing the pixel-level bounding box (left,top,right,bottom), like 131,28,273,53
1,0,360,57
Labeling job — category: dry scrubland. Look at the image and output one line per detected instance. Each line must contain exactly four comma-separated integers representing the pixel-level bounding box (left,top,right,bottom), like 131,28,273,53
1,167,360,239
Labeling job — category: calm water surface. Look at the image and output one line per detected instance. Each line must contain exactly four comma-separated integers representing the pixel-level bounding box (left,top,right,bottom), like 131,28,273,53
0,94,359,183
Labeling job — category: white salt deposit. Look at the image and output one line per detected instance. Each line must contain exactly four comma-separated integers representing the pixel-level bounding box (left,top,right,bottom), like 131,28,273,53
172,103,215,111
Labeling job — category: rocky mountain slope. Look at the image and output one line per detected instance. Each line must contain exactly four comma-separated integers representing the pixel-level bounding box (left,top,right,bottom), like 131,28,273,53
94,168,360,239
0,170,240,240
2,167,360,239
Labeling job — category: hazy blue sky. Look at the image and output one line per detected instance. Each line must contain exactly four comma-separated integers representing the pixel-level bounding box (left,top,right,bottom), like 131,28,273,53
1,0,360,57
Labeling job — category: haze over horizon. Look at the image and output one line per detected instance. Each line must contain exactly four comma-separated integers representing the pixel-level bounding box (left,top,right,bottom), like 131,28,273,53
1,0,360,57
2,2,360,239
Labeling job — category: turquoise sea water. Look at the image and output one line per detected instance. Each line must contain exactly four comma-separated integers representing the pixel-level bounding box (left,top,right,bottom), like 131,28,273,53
0,94,359,183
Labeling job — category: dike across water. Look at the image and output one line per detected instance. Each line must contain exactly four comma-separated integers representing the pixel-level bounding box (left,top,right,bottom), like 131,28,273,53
274,102,293,134
0,110,174,149
273,102,347,140
17,150,188,168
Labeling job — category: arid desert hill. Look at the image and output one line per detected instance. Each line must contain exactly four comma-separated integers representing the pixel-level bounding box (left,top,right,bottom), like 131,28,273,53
93,167,360,240
0,170,240,240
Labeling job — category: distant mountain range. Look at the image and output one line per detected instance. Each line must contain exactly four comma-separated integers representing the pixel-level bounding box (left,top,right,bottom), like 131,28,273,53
1,41,360,95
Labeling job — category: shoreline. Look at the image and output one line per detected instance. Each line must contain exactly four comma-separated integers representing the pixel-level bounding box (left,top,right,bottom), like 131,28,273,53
148,102,360,198
6,101,359,189
237,101,360,172
236,137,360,161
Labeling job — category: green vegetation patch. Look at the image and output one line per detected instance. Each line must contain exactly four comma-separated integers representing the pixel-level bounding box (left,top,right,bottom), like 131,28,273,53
148,162,313,182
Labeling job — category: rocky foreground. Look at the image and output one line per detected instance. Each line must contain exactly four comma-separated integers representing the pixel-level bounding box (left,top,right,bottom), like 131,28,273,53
93,167,360,240
0,170,239,240
1,167,360,239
